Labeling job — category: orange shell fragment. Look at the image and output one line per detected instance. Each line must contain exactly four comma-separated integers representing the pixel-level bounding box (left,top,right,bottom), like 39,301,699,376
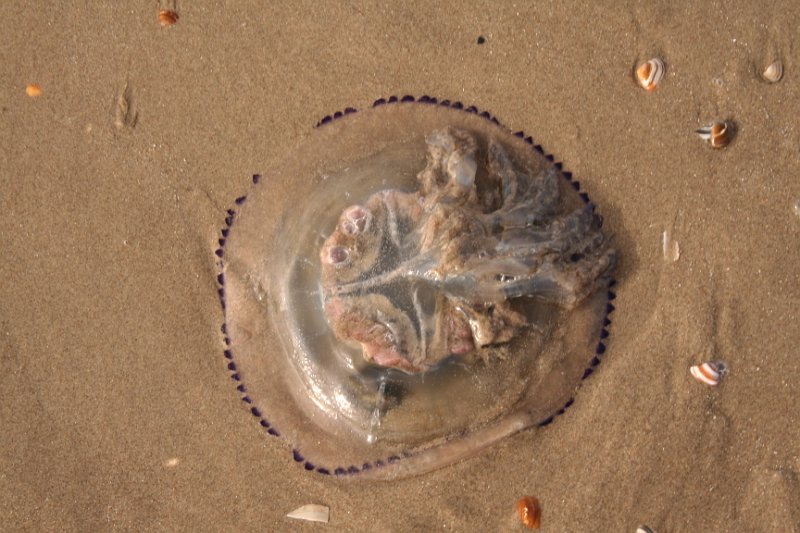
25,84,42,97
159,9,179,27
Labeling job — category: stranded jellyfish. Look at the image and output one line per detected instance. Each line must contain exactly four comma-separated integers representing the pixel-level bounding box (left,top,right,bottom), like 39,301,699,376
217,98,617,480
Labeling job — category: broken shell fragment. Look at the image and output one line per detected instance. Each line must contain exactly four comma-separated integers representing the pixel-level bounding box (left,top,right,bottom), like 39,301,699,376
25,84,42,97
636,527,657,533
661,230,680,262
762,61,783,83
287,504,330,523
516,496,542,529
696,121,733,148
635,58,665,92
158,9,179,26
690,361,728,386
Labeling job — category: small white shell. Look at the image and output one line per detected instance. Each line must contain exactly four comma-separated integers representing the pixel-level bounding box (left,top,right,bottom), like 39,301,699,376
696,121,733,148
635,58,665,91
690,361,728,386
287,504,330,523
636,526,657,533
762,61,783,83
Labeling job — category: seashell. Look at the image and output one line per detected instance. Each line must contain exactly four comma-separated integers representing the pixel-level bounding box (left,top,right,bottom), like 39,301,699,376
635,58,665,92
25,84,42,97
762,61,783,83
690,361,728,386
636,526,657,533
695,121,733,148
286,504,330,523
516,496,541,529
158,9,179,27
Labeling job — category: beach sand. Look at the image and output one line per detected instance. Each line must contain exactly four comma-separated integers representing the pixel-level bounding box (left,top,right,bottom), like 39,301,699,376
2,2,799,531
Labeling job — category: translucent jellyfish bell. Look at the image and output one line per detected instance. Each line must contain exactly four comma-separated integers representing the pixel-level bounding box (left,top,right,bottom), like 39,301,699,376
218,99,617,480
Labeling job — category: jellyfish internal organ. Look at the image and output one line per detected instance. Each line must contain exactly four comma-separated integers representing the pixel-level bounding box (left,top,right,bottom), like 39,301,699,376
320,128,616,373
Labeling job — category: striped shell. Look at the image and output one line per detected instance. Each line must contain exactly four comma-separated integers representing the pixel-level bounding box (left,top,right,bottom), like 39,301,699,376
696,121,733,149
690,361,728,386
635,58,665,92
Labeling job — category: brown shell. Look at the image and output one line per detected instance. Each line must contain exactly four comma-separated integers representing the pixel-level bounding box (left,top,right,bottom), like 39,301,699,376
158,9,179,27
516,496,542,529
696,121,734,149
708,122,732,148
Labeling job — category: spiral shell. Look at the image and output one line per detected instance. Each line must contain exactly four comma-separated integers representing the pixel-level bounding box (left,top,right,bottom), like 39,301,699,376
696,121,733,149
762,61,783,83
635,58,665,92
690,361,728,386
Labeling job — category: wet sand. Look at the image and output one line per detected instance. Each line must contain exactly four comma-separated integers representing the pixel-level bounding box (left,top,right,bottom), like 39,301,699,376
2,2,799,531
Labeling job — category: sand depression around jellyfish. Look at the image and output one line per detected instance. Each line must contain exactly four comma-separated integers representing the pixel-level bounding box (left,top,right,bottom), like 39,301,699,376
216,98,617,480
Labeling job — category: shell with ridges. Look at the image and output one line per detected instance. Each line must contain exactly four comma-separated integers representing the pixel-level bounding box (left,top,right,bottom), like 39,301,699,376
635,58,665,92
762,60,783,83
690,361,728,386
516,496,541,529
696,121,733,149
